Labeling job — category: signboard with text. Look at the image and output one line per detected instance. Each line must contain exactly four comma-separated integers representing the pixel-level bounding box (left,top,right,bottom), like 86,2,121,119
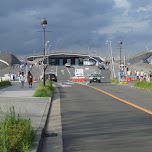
75,69,84,77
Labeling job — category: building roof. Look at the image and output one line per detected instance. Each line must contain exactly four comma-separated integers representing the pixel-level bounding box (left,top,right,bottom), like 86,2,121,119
0,53,21,69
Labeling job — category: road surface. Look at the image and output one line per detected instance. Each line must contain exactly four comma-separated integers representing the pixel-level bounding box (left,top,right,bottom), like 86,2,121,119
43,65,152,152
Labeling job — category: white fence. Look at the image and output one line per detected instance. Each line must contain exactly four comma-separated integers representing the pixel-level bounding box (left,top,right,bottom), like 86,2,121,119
0,77,9,82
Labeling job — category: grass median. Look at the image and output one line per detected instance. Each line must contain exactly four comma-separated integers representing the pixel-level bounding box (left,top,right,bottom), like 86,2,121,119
0,81,12,89
0,106,35,152
133,80,152,91
33,80,54,97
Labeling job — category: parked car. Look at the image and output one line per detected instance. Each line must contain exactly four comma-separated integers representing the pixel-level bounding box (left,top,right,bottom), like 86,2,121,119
45,73,57,82
65,63,71,67
89,73,101,83
98,64,105,70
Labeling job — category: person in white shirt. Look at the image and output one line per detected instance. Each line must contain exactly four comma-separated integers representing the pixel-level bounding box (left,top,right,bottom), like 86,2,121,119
140,70,144,81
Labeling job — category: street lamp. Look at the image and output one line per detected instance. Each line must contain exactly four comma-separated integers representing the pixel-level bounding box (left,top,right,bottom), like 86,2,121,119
106,40,115,79
41,18,47,86
118,41,123,70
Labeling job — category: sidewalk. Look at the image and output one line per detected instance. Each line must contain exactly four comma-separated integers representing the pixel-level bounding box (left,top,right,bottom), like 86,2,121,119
0,82,52,151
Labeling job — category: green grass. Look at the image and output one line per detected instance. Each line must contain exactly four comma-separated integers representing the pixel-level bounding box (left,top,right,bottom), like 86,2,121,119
0,81,12,88
111,78,118,84
0,106,35,152
133,80,152,90
33,80,54,97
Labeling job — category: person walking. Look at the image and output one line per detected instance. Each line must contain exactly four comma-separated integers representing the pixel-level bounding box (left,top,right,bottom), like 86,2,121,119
137,71,140,80
140,69,144,81
20,72,25,88
27,71,33,88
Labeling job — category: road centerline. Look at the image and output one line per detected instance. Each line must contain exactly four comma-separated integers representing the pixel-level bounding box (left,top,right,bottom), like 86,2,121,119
80,82,152,115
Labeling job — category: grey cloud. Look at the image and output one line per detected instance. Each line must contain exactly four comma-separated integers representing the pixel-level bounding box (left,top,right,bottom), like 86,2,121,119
0,0,152,56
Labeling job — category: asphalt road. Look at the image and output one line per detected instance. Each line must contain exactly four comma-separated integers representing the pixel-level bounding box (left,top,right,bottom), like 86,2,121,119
50,65,152,152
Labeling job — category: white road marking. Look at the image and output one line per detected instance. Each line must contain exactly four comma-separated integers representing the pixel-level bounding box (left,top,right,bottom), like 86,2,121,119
86,82,89,85
61,70,64,75
66,68,72,79
66,81,74,85
57,82,72,87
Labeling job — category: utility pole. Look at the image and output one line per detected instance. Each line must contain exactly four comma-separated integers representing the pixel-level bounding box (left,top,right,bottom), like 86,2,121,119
119,41,123,71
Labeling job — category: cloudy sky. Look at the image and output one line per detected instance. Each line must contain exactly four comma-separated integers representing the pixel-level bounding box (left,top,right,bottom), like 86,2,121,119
0,0,152,57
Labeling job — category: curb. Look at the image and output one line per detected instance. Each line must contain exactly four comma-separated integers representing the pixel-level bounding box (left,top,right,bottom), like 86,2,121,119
39,85,63,152
131,86,152,92
31,97,52,152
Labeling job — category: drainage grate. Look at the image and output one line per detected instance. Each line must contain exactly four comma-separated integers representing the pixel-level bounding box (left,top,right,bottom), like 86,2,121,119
44,133,58,137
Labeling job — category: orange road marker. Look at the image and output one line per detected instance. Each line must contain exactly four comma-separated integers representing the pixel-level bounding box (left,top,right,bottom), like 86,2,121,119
80,82,152,115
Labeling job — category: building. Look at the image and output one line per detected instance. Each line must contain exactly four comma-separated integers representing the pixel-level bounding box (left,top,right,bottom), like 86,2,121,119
27,52,104,66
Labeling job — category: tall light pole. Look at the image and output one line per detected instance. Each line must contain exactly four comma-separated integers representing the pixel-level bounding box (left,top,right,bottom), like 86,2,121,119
119,41,122,70
41,18,47,86
106,40,112,71
106,40,115,79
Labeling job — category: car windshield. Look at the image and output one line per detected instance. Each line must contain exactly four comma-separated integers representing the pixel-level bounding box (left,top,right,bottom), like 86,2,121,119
91,74,100,77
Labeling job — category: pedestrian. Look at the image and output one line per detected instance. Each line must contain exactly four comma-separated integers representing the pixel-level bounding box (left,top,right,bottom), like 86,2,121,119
140,70,144,81
13,74,15,81
20,72,25,88
27,71,33,88
137,71,140,80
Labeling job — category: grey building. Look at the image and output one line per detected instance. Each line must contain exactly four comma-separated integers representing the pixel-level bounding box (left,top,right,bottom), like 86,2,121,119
27,52,104,65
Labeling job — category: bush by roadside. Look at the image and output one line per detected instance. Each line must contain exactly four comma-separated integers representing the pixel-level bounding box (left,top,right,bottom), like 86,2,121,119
111,78,118,84
33,80,54,97
0,81,11,88
133,81,152,91
0,106,35,152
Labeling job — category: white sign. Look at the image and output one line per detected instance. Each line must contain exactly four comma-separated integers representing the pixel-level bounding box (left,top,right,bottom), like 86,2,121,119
75,69,84,77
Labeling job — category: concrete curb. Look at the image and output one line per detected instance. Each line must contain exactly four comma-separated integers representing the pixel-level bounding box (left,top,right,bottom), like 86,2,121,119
40,85,63,152
31,97,52,152
131,86,152,92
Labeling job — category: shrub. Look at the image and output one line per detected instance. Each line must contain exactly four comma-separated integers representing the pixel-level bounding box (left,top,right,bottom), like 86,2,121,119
33,80,54,97
111,78,118,84
0,106,35,152
0,81,11,88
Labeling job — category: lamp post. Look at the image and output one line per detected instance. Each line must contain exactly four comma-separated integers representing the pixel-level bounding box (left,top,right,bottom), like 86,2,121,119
119,41,122,70
106,41,112,73
41,18,47,86
106,40,115,79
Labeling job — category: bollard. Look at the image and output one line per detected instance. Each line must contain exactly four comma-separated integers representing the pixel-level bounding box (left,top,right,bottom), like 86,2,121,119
72,77,78,82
